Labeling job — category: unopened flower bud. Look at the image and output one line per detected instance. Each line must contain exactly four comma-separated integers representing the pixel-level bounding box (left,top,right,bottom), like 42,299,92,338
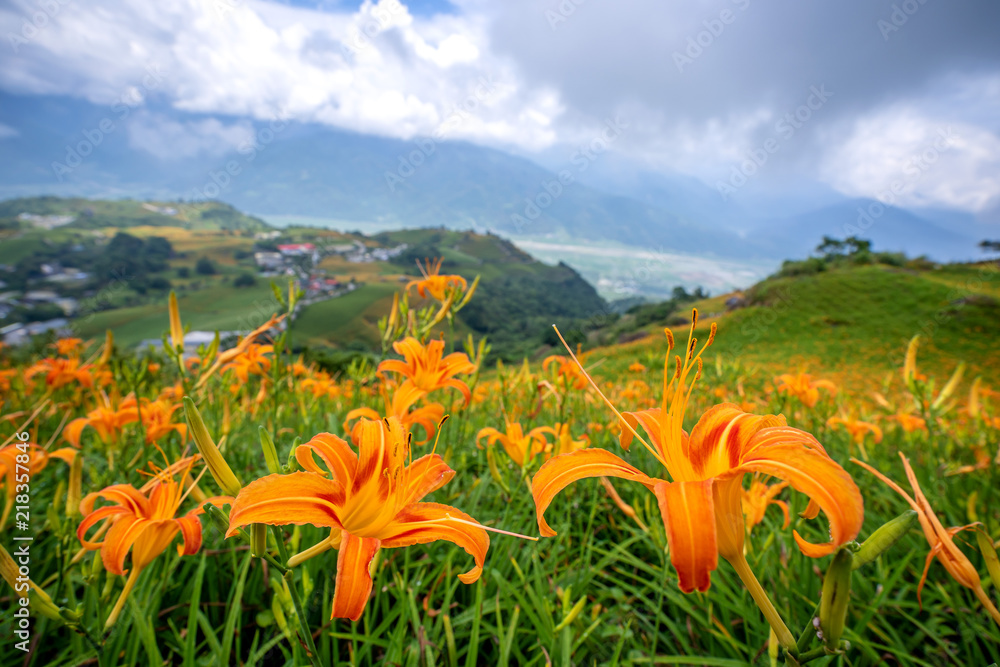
852,510,918,570
819,547,853,650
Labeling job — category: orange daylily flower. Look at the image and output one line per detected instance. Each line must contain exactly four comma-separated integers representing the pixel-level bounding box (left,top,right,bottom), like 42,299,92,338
775,372,837,408
0,444,76,528
0,369,16,396
227,418,489,621
477,421,552,467
741,477,790,532
888,410,927,434
538,422,590,458
24,357,96,391
344,390,445,445
134,398,187,444
827,416,883,445
377,337,476,406
64,395,140,448
301,371,343,400
221,343,273,383
854,454,1000,628
406,257,467,301
193,314,284,390
543,354,588,390
628,362,647,373
77,455,231,628
532,316,863,647
54,337,85,357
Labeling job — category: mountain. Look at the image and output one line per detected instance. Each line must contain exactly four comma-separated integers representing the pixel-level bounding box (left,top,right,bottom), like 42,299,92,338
747,199,978,262
0,92,987,265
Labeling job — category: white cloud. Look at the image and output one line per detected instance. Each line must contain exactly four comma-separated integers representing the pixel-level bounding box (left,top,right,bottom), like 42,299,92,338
0,123,18,139
126,111,254,159
0,0,562,152
819,104,1000,212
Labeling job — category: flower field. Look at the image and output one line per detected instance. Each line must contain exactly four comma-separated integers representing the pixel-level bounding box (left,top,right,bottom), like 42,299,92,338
1,268,999,667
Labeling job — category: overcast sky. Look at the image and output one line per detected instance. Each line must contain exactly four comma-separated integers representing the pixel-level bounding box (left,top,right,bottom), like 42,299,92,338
2,0,999,215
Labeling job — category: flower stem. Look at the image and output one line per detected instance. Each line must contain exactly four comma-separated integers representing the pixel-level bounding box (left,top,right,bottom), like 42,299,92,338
284,569,322,667
105,568,141,630
728,553,796,652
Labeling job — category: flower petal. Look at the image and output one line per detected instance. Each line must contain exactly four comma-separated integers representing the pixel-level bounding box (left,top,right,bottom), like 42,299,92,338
733,427,863,557
332,531,381,621
381,502,488,584
295,433,358,484
654,480,718,593
399,455,455,506
532,449,659,537
227,472,344,537
175,515,203,557
101,515,147,575
131,519,181,571
688,404,784,477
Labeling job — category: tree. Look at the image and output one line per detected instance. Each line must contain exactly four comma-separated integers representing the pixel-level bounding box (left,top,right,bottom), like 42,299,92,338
196,257,217,275
980,240,1000,253
233,272,256,288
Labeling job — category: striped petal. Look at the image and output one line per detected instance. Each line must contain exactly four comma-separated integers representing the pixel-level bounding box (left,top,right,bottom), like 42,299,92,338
654,480,718,593
730,427,864,557
227,472,344,537
399,455,455,506
295,433,358,484
381,502,488,584
101,515,147,575
332,531,381,621
532,449,659,537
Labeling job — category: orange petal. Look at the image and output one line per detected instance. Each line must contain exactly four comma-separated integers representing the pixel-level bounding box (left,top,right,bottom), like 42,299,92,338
64,418,90,448
101,515,147,575
687,404,784,476
175,515,203,557
227,472,344,537
77,505,131,549
531,449,659,537
130,519,180,571
381,502,488,584
733,427,864,557
332,531,381,621
654,480,718,593
295,433,358,483
399,455,455,506
618,408,666,454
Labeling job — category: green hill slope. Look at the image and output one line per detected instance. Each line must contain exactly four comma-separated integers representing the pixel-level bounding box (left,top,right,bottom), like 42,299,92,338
591,262,1000,395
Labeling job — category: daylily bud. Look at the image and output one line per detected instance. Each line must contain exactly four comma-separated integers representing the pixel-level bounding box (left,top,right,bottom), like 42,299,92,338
0,544,62,621
99,329,114,365
852,510,919,570
168,291,184,351
903,334,919,387
819,547,853,651
977,529,1000,591
259,426,281,474
931,362,965,411
184,397,242,496
66,453,83,519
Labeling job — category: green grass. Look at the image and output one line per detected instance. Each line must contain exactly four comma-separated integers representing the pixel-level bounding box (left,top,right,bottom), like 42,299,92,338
293,282,401,348
2,257,1000,666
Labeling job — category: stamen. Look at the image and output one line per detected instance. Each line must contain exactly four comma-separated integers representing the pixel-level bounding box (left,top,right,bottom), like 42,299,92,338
551,325,668,469
663,328,674,351
442,514,539,541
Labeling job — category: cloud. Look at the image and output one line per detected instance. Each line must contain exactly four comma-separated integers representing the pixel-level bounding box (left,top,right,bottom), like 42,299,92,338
126,111,255,159
0,123,18,139
1,0,999,214
0,0,561,152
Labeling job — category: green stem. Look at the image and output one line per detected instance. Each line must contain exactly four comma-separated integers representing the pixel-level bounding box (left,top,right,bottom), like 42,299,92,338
284,569,322,667
796,602,821,654
727,553,797,652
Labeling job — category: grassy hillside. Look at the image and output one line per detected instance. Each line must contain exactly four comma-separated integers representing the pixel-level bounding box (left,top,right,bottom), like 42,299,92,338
0,196,271,231
588,262,1000,397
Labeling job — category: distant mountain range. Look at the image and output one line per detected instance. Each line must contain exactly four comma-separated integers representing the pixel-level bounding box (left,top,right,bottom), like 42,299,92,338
0,92,988,264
